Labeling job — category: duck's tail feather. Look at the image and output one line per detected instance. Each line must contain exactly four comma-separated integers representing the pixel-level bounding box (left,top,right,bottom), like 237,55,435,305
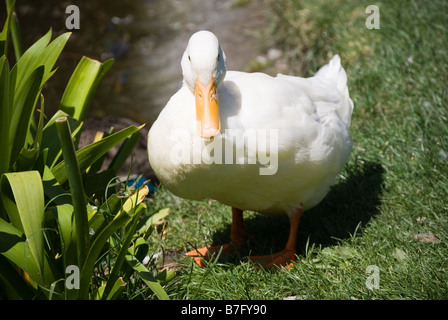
315,55,354,127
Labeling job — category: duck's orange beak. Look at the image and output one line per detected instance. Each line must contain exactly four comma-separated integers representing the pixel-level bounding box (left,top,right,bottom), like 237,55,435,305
195,77,221,139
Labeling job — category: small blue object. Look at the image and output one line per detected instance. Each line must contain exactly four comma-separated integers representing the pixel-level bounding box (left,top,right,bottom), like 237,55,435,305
127,176,146,188
127,177,156,193
147,181,157,193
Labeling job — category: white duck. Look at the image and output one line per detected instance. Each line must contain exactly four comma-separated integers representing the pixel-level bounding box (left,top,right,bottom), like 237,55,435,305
147,30,353,268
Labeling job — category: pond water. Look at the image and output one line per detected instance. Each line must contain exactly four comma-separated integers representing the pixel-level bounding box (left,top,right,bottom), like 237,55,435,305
10,0,270,127
3,0,273,178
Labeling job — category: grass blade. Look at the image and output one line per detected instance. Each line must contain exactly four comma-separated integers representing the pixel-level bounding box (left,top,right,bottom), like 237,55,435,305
0,217,41,284
51,124,142,186
78,209,132,299
41,110,83,168
102,205,144,299
0,171,45,275
102,186,149,299
5,0,23,60
60,57,114,121
78,186,149,299
104,277,126,300
55,117,89,268
33,94,45,150
9,65,44,167
50,203,77,267
125,252,170,300
108,131,141,173
16,30,70,87
0,255,34,299
14,29,51,85
0,56,11,177
0,0,14,56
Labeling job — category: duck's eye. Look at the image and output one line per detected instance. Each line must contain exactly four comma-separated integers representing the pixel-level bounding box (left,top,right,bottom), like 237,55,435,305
188,55,191,62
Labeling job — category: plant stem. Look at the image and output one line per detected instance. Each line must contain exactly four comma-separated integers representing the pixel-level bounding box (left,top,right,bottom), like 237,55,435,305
5,0,24,60
56,117,89,269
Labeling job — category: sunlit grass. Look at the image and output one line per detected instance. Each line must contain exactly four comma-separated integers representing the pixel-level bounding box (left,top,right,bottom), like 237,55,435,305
144,0,448,299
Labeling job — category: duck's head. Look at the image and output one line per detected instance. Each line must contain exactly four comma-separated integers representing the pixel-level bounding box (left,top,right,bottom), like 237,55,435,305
181,30,227,139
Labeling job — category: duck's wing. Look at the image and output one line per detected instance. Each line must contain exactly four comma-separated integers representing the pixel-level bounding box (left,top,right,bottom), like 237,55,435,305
218,56,353,173
277,54,353,128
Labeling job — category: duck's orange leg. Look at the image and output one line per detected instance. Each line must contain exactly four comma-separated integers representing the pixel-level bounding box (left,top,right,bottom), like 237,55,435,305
244,207,302,269
186,207,247,266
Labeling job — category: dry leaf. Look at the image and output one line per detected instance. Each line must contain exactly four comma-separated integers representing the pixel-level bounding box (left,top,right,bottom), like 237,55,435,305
414,233,440,243
416,217,426,224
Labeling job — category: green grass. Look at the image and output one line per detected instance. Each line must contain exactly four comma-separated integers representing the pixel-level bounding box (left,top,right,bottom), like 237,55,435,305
143,0,448,299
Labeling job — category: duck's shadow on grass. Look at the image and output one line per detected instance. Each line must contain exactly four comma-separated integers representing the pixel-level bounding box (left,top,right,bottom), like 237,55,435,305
210,160,385,262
